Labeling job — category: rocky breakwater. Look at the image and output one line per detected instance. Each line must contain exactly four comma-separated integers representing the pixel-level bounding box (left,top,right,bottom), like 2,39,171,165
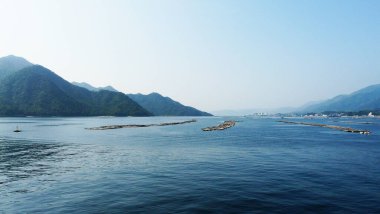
202,120,236,131
278,120,371,135
86,119,196,130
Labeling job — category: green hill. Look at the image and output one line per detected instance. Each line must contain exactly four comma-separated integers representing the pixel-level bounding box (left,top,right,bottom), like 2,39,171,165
72,81,212,116
72,82,119,92
302,84,380,113
128,93,212,116
0,55,211,117
0,55,33,81
0,64,151,116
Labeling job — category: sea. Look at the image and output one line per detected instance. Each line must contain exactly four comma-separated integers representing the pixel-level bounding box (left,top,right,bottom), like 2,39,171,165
0,116,379,213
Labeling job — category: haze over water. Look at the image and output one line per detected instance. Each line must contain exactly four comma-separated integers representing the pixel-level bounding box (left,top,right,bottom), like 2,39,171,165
1,0,379,111
1,117,379,213
1,0,380,213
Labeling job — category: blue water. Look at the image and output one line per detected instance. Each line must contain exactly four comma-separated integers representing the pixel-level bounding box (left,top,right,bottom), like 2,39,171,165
1,117,380,213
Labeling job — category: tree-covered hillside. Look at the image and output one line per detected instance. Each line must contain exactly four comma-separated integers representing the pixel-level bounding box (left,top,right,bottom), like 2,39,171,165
0,64,152,116
128,93,212,116
302,84,380,113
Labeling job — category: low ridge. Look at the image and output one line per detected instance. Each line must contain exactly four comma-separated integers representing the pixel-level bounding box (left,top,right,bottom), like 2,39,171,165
128,93,213,116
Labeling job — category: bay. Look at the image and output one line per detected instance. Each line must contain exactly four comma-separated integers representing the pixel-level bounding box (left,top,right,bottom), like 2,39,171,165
1,117,379,213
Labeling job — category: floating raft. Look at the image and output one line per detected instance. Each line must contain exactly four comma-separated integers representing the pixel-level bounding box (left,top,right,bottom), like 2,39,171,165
278,120,371,135
202,120,236,131
86,119,196,130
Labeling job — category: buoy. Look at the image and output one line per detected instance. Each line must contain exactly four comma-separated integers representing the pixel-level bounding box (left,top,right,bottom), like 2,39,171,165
14,126,21,132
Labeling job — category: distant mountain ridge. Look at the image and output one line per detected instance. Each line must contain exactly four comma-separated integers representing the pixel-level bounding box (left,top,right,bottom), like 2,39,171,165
212,107,297,116
72,82,119,92
128,93,212,116
73,82,212,116
0,55,33,81
0,55,211,117
0,56,151,116
301,84,380,113
213,84,380,115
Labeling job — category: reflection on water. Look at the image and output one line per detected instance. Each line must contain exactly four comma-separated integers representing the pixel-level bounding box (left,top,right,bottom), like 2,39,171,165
0,139,66,185
0,121,37,124
36,123,83,127
0,117,380,213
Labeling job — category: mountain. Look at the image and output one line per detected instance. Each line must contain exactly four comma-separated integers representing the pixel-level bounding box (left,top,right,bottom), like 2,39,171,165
128,93,212,116
100,86,118,92
301,84,380,112
0,55,33,81
212,107,298,116
73,82,212,116
72,82,119,92
0,57,151,116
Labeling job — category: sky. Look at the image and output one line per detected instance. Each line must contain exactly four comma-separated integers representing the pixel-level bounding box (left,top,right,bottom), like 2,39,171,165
0,0,379,112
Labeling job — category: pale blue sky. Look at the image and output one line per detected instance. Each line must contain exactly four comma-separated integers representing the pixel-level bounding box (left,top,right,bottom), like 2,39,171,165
0,0,379,111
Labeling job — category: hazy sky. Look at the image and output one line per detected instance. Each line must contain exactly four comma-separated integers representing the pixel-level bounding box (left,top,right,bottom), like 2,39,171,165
0,0,379,112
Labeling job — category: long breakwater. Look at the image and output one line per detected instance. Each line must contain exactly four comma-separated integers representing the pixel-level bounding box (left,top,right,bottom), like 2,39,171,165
86,119,197,130
278,120,371,135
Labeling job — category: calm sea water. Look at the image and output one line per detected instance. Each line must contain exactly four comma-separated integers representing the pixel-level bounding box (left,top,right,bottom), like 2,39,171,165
0,116,380,213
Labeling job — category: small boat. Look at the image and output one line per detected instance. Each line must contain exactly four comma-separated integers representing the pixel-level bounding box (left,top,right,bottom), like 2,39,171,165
14,126,21,133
